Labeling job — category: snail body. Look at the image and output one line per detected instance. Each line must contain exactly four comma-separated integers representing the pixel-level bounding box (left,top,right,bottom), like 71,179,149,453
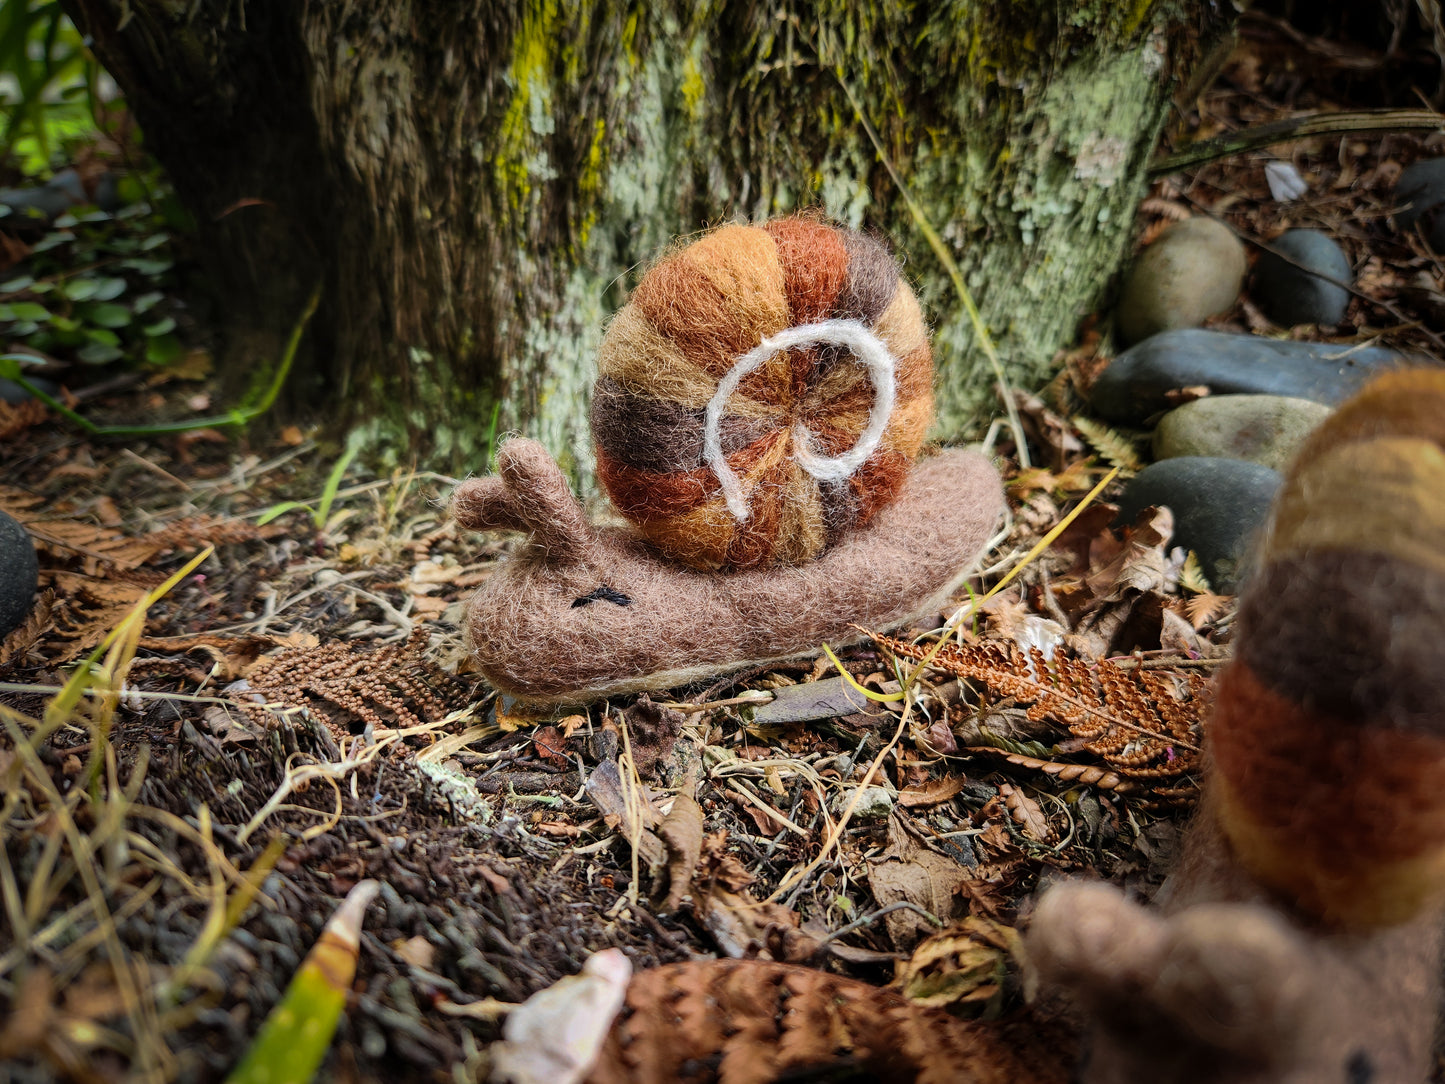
452,215,1000,706
1028,369,1445,1083
452,438,1002,705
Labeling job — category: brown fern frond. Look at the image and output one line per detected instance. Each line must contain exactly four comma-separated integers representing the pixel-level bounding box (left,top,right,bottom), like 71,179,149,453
232,626,471,738
586,958,1071,1084
873,633,1204,788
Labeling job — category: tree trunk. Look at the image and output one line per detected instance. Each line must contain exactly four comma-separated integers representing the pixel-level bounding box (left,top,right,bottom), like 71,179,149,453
62,0,1233,477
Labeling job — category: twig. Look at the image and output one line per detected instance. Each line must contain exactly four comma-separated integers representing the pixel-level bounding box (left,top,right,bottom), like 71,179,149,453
1151,108,1444,176
815,900,942,949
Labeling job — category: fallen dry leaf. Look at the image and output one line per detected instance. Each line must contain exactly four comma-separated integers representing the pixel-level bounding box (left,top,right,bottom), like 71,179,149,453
492,951,633,1084
898,776,966,809
658,785,705,911
867,813,972,950
998,782,1055,843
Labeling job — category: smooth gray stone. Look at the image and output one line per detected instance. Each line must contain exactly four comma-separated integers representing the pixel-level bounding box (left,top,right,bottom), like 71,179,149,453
1116,217,1247,345
0,168,86,225
1251,229,1352,326
1396,157,1445,250
1115,457,1280,593
1089,329,1421,424
1153,394,1332,471
751,675,872,725
0,509,38,637
0,376,58,405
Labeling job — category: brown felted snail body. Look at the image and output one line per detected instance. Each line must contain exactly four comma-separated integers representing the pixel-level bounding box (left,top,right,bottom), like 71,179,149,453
452,216,1003,707
452,438,1003,706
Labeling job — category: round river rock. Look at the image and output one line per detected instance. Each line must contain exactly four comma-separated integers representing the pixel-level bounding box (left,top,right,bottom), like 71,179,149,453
1153,394,1333,471
1251,229,1352,327
1116,217,1247,345
0,509,38,638
1396,158,1445,251
1115,457,1281,593
1088,329,1420,425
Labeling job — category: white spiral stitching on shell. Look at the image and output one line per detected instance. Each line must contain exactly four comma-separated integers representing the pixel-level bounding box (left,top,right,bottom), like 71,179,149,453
703,319,898,522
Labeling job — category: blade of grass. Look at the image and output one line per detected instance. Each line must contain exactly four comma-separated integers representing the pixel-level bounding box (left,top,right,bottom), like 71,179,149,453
224,879,380,1084
0,284,319,436
831,66,1031,469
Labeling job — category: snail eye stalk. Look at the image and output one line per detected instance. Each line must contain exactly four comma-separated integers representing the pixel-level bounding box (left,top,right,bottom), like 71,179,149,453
571,586,633,608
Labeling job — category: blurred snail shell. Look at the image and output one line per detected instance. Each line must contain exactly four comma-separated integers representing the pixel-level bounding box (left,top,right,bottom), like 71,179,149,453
591,216,934,571
1211,367,1445,927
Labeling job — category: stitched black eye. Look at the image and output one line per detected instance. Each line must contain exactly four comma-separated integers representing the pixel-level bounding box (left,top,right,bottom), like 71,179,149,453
1347,1050,1375,1084
571,586,633,608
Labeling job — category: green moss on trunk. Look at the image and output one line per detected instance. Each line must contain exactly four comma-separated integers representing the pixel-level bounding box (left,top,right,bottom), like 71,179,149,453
64,0,1229,482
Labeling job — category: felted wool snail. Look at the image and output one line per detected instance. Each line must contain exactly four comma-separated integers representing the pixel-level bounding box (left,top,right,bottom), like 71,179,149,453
1209,366,1445,928
1027,369,1445,1084
451,217,1004,706
591,217,933,571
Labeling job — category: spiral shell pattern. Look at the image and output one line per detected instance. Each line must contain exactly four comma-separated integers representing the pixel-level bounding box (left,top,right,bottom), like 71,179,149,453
591,217,935,571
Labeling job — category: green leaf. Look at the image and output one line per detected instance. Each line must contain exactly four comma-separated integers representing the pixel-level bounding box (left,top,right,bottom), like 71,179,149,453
89,276,127,301
86,302,132,328
145,333,182,366
0,275,35,294
131,290,163,313
31,231,73,253
61,277,100,301
139,231,170,251
49,314,80,333
84,327,119,347
53,212,78,228
224,881,377,1084
8,301,50,321
120,257,172,276
8,321,39,336
142,315,176,337
256,501,311,526
77,340,123,364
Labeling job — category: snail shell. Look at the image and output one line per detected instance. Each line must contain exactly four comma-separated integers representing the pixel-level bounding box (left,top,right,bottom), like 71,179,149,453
591,216,934,571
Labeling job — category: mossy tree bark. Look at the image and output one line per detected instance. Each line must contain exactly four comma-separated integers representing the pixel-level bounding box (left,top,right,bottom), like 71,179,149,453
62,0,1232,476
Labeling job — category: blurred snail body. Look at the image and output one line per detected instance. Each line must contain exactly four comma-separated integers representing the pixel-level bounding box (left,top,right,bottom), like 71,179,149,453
1030,368,1445,1083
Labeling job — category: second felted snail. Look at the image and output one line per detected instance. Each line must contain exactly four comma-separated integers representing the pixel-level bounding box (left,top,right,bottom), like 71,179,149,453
592,218,933,571
1027,369,1445,1084
453,216,1003,706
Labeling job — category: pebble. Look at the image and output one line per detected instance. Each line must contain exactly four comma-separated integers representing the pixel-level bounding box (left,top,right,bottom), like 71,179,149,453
1115,217,1247,345
0,509,37,637
1114,457,1281,593
1152,394,1333,471
1395,157,1445,250
1251,230,1352,326
833,786,894,821
0,375,59,405
1089,329,1418,424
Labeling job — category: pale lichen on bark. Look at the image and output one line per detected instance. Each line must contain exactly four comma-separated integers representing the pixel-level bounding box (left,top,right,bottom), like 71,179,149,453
65,0,1226,480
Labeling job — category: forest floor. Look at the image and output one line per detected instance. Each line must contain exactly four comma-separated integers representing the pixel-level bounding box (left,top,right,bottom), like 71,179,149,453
2,12,1444,1084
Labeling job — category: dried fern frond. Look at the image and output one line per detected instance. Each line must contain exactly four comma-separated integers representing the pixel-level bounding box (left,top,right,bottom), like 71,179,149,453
1071,416,1145,475
1183,591,1231,629
233,626,471,737
1177,550,1213,595
873,632,1205,786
